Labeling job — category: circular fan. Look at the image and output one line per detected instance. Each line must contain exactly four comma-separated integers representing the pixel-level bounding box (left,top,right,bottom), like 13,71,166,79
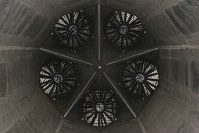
40,60,79,99
54,11,92,50
105,11,146,49
121,59,159,99
80,86,119,127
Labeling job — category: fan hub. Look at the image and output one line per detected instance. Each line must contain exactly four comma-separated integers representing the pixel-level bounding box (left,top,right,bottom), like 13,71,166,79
95,60,105,70
98,66,102,69
135,73,145,83
68,25,78,35
95,103,105,112
54,74,63,84
119,25,129,35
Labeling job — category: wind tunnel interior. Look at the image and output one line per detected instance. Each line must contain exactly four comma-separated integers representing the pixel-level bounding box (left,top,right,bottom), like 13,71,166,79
0,0,199,133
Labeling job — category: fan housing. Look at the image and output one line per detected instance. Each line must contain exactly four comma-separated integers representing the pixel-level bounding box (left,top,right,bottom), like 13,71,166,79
40,60,79,100
53,11,93,51
80,86,119,127
105,11,146,50
121,58,159,99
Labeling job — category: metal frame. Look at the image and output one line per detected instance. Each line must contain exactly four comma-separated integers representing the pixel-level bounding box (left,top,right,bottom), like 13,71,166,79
39,5,160,128
40,48,94,66
106,47,159,66
103,72,137,118
64,72,97,117
97,4,101,60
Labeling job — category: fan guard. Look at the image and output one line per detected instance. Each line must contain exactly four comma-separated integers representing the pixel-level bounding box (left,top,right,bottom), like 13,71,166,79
40,60,79,99
121,59,159,99
54,11,92,50
105,11,146,49
80,86,119,127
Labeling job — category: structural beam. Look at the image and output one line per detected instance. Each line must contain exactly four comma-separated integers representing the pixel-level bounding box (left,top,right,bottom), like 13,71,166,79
64,72,97,117
97,3,101,60
106,47,159,66
40,47,93,66
103,72,137,118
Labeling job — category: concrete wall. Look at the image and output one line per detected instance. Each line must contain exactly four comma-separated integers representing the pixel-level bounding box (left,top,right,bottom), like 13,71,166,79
139,0,199,46
101,120,143,133
57,119,143,133
0,47,62,133
56,119,98,133
0,0,59,47
139,46,199,133
0,0,64,132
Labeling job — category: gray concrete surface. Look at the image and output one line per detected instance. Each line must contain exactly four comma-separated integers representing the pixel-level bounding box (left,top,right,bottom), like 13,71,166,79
139,46,199,133
56,119,98,133
101,120,143,133
56,119,143,133
0,47,61,133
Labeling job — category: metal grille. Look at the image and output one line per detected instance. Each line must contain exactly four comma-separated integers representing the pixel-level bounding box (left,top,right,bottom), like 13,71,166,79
54,11,92,50
105,11,146,49
40,60,79,100
121,59,159,99
80,86,119,127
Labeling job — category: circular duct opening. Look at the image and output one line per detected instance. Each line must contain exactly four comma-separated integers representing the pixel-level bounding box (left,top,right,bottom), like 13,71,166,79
105,11,146,50
80,86,119,127
40,60,79,99
121,59,159,99
53,11,93,51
